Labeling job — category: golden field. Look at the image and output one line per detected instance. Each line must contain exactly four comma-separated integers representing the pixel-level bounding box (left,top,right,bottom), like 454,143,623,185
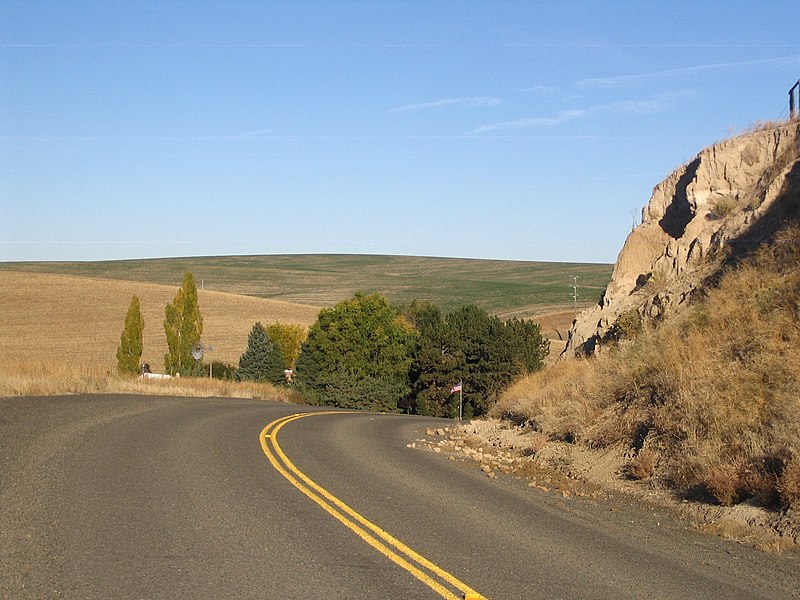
0,270,321,374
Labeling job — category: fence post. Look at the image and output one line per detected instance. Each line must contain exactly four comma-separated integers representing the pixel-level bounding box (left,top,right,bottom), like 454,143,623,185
790,80,800,119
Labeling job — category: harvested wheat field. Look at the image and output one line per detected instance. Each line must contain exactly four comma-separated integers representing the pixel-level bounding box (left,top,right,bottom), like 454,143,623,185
0,271,321,373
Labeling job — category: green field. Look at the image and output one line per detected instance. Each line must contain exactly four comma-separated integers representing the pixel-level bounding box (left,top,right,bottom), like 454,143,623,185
0,254,612,317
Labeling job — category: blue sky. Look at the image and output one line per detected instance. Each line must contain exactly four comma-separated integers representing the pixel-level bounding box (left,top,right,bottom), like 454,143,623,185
2,1,799,263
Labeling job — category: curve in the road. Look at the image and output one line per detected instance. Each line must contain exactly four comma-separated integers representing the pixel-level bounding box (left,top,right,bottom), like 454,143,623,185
260,411,485,600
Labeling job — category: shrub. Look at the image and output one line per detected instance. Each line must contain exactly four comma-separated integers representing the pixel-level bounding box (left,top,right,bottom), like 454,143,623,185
778,456,800,508
703,458,747,506
605,309,642,342
405,302,548,417
708,196,738,220
625,447,658,480
210,361,238,381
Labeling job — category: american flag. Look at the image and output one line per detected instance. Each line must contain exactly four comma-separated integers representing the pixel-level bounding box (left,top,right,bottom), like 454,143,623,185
451,382,462,393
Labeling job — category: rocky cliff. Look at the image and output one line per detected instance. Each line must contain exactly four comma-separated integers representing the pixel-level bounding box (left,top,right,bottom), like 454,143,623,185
564,121,800,357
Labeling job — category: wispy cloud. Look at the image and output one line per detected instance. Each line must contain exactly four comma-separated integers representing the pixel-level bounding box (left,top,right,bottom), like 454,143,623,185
231,128,274,139
576,55,800,88
472,109,586,133
471,94,683,134
517,85,559,93
389,96,502,113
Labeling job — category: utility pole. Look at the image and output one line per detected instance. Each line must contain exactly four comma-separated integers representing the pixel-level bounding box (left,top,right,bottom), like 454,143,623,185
572,276,579,309
790,80,800,120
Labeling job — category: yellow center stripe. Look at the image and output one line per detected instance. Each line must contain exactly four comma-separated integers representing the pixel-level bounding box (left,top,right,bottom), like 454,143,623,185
259,411,486,600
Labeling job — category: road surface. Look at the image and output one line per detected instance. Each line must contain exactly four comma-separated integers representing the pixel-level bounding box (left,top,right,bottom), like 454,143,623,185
1,394,798,599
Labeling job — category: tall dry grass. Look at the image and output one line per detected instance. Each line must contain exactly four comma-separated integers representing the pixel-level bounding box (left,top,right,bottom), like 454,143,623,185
0,358,303,402
494,224,800,508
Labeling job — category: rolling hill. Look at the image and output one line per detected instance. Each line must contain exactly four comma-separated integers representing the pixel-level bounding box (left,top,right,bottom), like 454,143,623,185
0,271,320,372
0,255,612,372
0,254,612,318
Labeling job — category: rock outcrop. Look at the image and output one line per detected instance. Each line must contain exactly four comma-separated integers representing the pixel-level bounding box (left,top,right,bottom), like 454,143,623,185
563,121,800,357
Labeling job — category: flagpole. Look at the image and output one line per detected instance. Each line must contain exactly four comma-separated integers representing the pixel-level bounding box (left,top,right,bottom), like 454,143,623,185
451,380,464,420
458,380,463,420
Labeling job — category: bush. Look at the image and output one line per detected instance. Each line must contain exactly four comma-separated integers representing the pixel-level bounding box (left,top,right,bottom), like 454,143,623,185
405,302,548,417
708,196,738,220
605,309,642,342
625,448,658,480
703,458,747,506
778,456,800,508
210,361,238,380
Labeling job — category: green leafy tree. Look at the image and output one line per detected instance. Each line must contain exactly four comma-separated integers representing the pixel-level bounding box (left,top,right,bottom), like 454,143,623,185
266,323,307,370
296,292,416,410
116,295,144,375
238,322,286,384
163,272,203,376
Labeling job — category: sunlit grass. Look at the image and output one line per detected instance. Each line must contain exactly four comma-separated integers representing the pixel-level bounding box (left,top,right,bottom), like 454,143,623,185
0,358,302,402
494,224,800,508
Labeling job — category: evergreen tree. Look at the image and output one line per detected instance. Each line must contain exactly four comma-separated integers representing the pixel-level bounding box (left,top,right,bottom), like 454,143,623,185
406,304,549,417
505,317,550,374
404,301,460,416
445,304,517,416
237,322,286,384
116,295,144,375
163,272,203,376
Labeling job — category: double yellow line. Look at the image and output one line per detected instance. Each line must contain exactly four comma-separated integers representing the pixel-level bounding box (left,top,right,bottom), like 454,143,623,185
259,411,486,600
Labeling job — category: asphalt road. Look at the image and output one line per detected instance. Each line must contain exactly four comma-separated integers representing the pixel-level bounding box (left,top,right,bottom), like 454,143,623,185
1,394,798,599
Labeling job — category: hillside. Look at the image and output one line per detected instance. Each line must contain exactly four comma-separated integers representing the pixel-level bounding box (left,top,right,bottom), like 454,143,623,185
467,121,800,546
0,255,611,320
0,271,321,372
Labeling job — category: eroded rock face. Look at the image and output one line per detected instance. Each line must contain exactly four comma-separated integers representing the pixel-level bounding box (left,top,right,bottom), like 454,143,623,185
563,122,800,357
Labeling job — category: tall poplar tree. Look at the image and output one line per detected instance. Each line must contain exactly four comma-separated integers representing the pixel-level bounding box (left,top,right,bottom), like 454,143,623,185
164,272,203,376
116,295,144,375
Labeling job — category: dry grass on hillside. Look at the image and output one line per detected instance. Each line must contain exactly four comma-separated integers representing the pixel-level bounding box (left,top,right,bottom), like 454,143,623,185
0,271,321,373
528,308,580,341
494,225,800,509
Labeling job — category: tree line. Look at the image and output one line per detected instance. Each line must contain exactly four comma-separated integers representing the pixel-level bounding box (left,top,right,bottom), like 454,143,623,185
116,272,549,417
116,272,306,381
295,292,548,417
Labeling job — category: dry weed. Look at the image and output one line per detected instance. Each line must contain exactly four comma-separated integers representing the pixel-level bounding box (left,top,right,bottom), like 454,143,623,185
0,358,300,402
625,447,659,480
495,223,800,507
778,456,800,508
